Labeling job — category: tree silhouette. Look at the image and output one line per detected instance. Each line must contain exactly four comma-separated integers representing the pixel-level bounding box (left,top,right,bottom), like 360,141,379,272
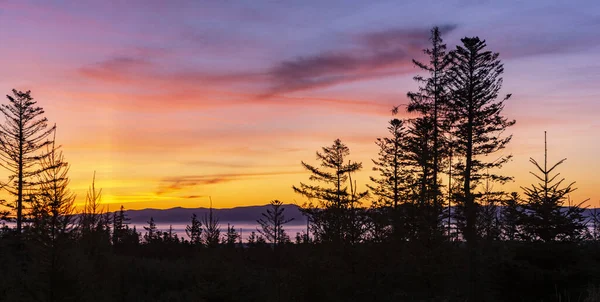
143,217,159,243
257,199,294,247
112,205,130,246
446,37,515,244
30,128,75,242
406,26,452,236
368,110,412,240
201,197,220,247
185,213,202,246
520,132,587,242
78,172,104,235
293,139,367,243
222,223,239,247
0,89,56,233
403,117,440,240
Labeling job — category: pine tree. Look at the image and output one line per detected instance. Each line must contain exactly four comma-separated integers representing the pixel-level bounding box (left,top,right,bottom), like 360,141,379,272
403,117,438,240
185,213,202,246
446,37,515,244
367,108,412,240
0,89,56,233
78,172,104,236
293,139,368,243
222,223,239,247
257,200,294,247
31,129,75,241
201,197,221,247
520,132,587,242
112,205,130,246
143,217,159,243
406,26,451,236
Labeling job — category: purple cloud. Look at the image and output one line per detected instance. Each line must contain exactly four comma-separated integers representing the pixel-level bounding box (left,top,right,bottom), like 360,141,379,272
262,25,458,96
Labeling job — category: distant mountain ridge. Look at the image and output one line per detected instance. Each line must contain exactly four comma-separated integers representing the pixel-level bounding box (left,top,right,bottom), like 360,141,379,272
115,205,600,225
122,204,307,224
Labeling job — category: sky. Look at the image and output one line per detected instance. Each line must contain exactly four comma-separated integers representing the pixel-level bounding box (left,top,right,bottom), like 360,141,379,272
0,0,599,210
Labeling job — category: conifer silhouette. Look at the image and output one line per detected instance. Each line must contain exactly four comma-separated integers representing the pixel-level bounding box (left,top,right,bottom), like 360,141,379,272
185,213,202,245
201,197,221,247
293,139,368,243
407,26,452,237
368,109,412,240
257,199,294,247
520,132,587,242
446,37,514,244
0,90,56,233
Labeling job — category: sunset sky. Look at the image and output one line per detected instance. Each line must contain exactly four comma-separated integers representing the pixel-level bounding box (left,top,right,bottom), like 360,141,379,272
0,0,599,210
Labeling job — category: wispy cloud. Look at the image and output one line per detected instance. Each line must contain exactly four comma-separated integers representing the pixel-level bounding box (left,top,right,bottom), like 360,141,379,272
182,195,205,199
155,171,303,196
261,25,458,96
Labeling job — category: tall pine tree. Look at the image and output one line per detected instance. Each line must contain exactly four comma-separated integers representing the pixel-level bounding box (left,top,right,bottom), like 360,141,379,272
0,90,56,233
368,108,412,240
31,128,75,241
406,26,451,235
446,37,515,244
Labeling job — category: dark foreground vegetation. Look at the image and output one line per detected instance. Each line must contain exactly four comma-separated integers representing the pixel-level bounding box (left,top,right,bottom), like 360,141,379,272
0,26,598,301
3,233,600,302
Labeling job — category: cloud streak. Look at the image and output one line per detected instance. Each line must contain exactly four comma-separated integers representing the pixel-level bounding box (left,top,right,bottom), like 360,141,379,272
262,25,458,96
155,171,304,196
